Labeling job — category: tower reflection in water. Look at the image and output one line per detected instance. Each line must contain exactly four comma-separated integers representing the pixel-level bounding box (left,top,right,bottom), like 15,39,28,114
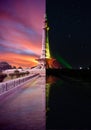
46,75,63,111
46,75,91,129
46,76,63,129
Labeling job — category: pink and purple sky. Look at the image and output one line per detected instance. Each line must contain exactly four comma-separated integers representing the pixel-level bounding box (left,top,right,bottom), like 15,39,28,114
0,0,45,68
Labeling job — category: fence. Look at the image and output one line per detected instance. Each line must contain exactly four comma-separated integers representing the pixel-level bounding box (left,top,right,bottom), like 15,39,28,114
0,73,39,95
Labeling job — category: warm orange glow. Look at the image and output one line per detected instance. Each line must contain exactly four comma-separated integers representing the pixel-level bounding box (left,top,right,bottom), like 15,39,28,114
46,76,60,84
0,0,45,68
0,53,38,68
46,58,61,69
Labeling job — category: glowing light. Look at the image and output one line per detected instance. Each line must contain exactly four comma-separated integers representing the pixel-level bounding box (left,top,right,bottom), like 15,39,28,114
45,16,71,69
80,67,82,69
55,55,72,69
46,22,51,58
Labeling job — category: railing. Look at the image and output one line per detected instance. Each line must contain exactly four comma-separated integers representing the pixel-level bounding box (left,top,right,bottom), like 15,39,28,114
0,74,39,95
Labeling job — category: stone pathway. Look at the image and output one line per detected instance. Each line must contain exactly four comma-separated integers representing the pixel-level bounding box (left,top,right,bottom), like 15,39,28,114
0,76,46,130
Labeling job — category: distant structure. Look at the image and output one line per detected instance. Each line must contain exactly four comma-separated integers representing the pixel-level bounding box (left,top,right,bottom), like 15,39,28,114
36,16,61,69
0,62,12,71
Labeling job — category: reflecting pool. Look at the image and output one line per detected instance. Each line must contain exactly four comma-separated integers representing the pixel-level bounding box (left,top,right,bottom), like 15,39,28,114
46,75,91,129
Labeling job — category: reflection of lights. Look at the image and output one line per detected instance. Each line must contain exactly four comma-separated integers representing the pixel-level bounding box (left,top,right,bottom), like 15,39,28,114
79,67,82,69
46,76,61,112
87,67,90,70
46,83,51,112
46,75,59,83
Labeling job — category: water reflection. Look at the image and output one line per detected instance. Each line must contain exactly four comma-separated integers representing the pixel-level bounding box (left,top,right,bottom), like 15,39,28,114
46,75,60,84
46,75,91,129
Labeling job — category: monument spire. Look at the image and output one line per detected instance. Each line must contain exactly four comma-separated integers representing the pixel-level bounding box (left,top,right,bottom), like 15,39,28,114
40,16,46,59
36,15,61,69
36,16,47,69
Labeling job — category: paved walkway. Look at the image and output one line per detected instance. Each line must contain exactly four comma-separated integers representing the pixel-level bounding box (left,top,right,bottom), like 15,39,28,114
0,76,45,130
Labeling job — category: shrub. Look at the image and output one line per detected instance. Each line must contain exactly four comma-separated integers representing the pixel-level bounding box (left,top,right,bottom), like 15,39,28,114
0,74,7,82
14,70,20,78
9,73,15,79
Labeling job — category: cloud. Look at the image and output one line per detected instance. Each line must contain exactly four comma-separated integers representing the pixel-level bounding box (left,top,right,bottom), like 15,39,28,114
0,52,38,68
0,0,45,68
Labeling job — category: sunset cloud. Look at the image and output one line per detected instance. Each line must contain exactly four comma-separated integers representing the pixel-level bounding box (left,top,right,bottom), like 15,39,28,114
0,0,45,68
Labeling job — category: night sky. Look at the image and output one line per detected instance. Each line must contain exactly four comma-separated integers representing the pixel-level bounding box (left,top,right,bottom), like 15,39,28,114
46,0,91,68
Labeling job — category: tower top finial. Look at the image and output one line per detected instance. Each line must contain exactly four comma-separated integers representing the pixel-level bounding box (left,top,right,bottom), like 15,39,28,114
45,14,49,31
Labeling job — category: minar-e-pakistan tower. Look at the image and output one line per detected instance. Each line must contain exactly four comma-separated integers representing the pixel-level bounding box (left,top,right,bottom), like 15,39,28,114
36,16,61,69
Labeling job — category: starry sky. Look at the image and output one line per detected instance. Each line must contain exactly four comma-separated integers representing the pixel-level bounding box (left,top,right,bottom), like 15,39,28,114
0,0,45,68
46,0,91,68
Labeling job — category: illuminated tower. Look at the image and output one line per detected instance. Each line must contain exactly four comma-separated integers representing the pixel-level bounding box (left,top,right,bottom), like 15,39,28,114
36,16,61,69
36,16,46,69
45,17,61,69
45,16,51,59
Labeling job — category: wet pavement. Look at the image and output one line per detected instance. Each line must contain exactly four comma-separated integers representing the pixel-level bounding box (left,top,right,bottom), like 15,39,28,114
0,76,45,130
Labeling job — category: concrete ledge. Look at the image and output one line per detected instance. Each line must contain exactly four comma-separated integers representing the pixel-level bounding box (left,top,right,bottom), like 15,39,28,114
0,74,40,100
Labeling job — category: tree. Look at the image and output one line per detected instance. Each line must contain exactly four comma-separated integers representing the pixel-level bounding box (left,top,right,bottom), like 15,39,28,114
25,71,30,75
18,66,23,69
0,73,7,82
9,73,15,79
14,70,20,78
12,66,16,69
0,62,12,70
